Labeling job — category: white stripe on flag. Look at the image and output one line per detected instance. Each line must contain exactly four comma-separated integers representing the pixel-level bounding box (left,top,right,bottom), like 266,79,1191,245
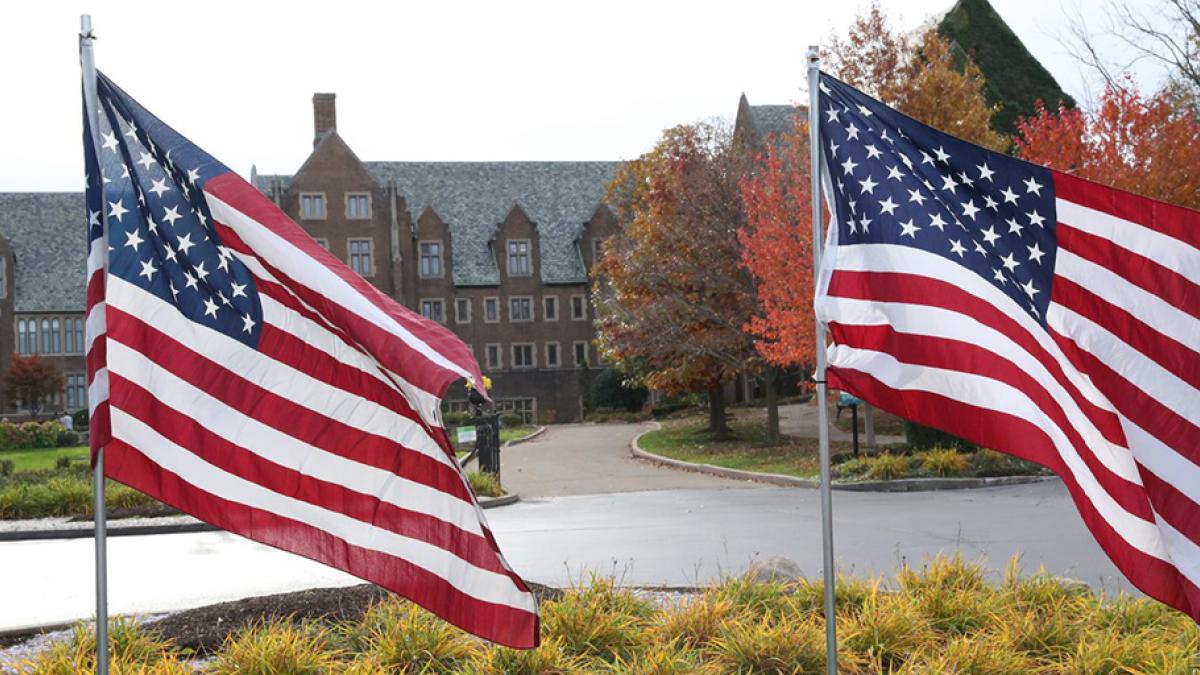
1056,199,1200,284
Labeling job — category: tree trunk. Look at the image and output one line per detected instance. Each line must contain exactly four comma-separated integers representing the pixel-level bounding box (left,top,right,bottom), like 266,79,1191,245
764,365,780,444
708,384,730,441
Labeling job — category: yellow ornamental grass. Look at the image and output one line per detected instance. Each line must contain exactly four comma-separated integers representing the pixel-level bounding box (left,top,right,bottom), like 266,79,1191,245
210,618,340,675
920,447,970,477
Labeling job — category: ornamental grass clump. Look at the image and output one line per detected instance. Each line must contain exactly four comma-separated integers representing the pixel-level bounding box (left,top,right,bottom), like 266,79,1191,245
540,576,653,664
864,452,912,480
840,587,935,671
920,447,969,477
709,613,829,673
466,468,503,498
210,618,340,675
19,618,185,675
341,597,475,673
463,636,589,675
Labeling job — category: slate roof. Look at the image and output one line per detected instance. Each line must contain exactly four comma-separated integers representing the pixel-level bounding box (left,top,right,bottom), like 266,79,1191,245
0,193,86,313
747,104,802,141
257,161,619,286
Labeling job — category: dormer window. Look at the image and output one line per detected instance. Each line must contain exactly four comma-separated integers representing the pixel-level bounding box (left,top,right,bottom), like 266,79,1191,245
507,239,531,277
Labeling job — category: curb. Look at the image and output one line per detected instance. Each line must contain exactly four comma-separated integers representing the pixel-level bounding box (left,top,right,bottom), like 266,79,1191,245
630,423,1057,492
0,491,523,543
502,425,546,448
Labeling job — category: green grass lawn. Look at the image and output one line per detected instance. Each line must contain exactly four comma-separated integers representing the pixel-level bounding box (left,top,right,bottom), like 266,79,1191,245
1,445,89,473
639,411,854,480
499,425,537,443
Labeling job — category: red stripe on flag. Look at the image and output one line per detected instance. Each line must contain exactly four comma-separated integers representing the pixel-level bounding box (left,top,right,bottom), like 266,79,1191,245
104,305,472,502
1056,223,1200,321
827,321,1153,521
107,374,509,576
827,269,1128,445
103,439,540,649
1054,171,1200,250
1049,330,1200,463
1052,276,1199,391
827,366,1199,620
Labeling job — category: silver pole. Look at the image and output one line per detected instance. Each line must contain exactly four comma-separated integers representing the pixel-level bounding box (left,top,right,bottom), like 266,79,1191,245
807,44,837,675
80,14,109,675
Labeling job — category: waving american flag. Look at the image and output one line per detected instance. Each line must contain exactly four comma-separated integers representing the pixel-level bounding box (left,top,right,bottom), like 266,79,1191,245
815,74,1200,620
82,73,539,648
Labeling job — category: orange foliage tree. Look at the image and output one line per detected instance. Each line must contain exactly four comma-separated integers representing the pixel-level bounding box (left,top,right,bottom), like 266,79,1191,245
1014,78,1200,209
4,355,64,419
738,123,815,372
826,2,1007,151
594,122,757,440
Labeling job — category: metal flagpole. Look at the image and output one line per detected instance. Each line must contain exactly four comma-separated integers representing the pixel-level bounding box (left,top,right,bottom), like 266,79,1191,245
807,45,838,675
79,14,110,675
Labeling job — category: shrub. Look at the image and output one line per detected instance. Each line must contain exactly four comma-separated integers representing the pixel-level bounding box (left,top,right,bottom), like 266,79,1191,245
0,474,157,519
72,408,89,430
24,421,63,449
920,447,969,477
343,599,474,673
55,455,73,470
590,368,649,413
904,421,977,452
466,469,502,498
0,420,33,450
0,460,11,477
500,413,524,428
831,457,868,480
442,410,469,427
56,428,81,447
212,618,340,675
18,618,185,674
864,453,911,480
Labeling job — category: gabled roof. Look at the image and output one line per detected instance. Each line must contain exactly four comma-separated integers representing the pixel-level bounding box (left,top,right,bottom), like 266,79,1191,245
258,161,618,286
734,94,804,151
0,193,86,313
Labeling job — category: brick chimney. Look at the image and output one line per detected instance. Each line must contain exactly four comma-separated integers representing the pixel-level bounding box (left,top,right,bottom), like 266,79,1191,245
313,93,336,148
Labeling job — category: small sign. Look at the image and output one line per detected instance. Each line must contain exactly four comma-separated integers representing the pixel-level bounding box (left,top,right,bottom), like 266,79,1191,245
838,392,863,407
457,426,477,444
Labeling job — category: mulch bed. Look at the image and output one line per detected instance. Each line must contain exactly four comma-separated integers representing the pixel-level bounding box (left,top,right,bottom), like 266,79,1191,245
2,582,565,655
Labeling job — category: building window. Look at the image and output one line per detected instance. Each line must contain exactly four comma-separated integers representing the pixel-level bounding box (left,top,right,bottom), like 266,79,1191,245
510,296,533,322
41,318,61,354
419,241,443,278
65,317,84,354
592,237,607,264
485,343,501,370
455,298,471,324
545,341,560,368
571,294,587,321
66,373,87,411
512,343,535,369
574,341,589,367
314,238,330,250
17,319,33,355
345,193,370,219
420,298,445,323
0,257,7,299
543,295,558,321
301,193,326,220
484,297,499,323
349,238,373,276
507,239,531,277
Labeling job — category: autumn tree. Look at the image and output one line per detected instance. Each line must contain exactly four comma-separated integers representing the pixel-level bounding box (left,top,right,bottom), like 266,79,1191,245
594,122,758,440
738,121,815,441
5,355,64,419
826,2,1007,150
1014,78,1200,209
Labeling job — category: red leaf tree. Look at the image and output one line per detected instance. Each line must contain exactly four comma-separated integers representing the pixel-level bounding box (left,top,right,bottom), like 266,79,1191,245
1014,78,1200,209
5,355,64,419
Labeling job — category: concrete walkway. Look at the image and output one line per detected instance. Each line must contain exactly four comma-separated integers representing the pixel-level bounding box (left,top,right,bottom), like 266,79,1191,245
501,423,748,497
779,401,906,445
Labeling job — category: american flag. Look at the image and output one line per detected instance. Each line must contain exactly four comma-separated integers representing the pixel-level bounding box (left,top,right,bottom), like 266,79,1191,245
82,73,539,648
815,73,1200,619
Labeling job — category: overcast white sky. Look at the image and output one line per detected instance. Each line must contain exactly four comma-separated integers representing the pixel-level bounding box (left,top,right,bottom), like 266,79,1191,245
0,0,1165,191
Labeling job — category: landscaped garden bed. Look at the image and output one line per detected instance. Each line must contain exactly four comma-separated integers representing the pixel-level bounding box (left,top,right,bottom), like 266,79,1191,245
5,556,1194,672
639,409,1050,484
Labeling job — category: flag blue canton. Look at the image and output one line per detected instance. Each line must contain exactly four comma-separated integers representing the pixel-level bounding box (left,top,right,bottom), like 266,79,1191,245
86,73,262,346
817,74,1057,324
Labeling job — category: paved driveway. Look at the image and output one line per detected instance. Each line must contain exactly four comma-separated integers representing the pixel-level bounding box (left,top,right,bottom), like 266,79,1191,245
499,423,747,497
